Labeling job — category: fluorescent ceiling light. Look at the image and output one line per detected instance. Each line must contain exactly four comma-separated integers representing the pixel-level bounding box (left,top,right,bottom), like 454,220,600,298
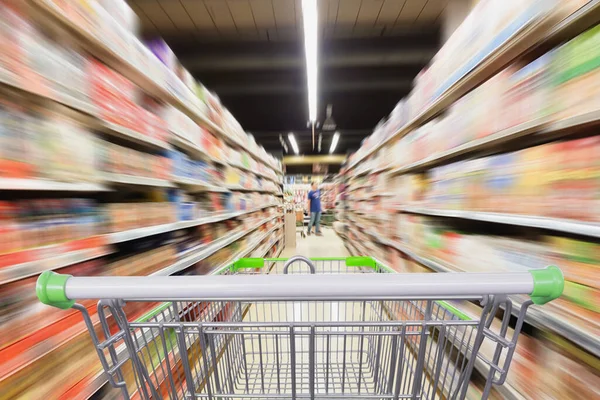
302,0,318,122
330,132,340,154
288,132,300,155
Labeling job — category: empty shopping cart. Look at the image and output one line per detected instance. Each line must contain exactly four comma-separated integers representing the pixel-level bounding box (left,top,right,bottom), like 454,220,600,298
36,256,563,399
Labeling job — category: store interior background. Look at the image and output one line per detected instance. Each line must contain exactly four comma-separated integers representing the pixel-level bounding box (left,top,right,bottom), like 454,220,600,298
1,0,599,399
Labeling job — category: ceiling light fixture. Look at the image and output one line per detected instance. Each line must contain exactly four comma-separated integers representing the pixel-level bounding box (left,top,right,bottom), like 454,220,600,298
302,0,318,123
329,132,340,154
288,132,300,155
279,134,289,153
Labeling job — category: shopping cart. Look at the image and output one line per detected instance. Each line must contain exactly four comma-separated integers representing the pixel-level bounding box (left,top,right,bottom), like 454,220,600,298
36,256,563,400
296,210,307,238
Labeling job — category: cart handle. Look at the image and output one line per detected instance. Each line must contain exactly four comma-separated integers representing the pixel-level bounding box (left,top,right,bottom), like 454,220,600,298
36,266,563,308
283,255,316,274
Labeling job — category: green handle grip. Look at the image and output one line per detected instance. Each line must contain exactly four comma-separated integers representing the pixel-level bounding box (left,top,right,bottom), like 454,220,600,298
530,266,564,305
36,271,75,309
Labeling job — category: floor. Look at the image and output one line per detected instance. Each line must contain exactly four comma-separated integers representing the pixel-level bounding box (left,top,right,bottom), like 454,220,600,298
281,226,349,258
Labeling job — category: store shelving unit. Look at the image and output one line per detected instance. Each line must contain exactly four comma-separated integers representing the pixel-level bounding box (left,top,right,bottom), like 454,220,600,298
346,1,600,172
338,2,600,399
400,207,600,239
0,2,286,399
0,178,110,192
153,215,281,276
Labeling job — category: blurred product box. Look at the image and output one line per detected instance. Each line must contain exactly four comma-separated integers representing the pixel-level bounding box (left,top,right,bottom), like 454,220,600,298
104,202,176,232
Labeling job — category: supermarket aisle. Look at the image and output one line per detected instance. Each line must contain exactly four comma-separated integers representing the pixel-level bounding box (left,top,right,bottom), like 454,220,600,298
281,227,349,258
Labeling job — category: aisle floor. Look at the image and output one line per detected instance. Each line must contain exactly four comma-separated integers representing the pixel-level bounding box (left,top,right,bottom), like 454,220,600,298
280,227,349,258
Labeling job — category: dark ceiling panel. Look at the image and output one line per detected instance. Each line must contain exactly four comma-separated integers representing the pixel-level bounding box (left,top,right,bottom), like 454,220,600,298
129,1,440,155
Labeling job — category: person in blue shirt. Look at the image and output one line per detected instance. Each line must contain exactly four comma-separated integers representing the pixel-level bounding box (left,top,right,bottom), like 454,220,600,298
307,181,322,236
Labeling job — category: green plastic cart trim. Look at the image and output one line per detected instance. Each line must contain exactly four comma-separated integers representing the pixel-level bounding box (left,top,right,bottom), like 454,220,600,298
256,256,378,268
36,271,74,310
231,258,265,271
135,301,174,323
345,256,377,269
437,301,471,321
529,266,564,305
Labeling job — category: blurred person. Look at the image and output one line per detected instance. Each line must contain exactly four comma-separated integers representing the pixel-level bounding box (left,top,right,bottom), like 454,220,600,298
307,181,322,236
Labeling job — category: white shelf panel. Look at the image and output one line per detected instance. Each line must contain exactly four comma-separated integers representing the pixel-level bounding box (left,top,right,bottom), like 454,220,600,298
102,173,174,188
152,215,279,276
0,178,110,192
173,177,229,192
0,246,111,285
401,207,600,238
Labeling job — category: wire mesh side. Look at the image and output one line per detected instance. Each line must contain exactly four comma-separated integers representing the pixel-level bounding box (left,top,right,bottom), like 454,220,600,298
271,259,382,274
111,298,486,400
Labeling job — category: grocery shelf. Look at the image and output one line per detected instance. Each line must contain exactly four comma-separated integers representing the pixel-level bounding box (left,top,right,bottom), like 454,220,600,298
256,234,284,258
0,178,110,192
348,183,369,192
354,167,372,177
69,370,108,400
107,222,183,243
390,117,547,175
3,67,281,176
544,108,600,133
29,0,200,124
381,239,600,357
237,225,281,261
536,0,600,51
0,245,111,285
152,215,280,276
102,173,174,188
509,296,600,359
107,205,279,243
169,133,217,162
229,161,280,183
173,177,229,192
99,122,172,151
347,7,576,171
27,0,284,176
29,0,157,94
400,206,600,238
226,184,279,194
388,109,600,177
0,70,96,116
356,192,396,201
2,67,176,154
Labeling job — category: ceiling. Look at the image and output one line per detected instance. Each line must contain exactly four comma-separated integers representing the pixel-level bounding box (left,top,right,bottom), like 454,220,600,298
128,0,446,155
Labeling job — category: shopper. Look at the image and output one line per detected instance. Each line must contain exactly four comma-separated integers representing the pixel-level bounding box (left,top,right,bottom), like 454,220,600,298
307,182,322,236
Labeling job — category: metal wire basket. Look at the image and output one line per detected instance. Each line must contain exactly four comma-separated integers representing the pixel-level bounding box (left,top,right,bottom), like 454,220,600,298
36,255,563,400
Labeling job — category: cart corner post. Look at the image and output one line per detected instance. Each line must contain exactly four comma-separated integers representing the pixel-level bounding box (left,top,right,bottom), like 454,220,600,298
36,270,75,309
529,265,564,305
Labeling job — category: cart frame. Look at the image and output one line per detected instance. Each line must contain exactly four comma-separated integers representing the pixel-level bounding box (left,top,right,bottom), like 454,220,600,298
37,256,563,400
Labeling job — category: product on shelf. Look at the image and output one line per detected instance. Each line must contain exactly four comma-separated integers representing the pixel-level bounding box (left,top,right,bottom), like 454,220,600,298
0,101,99,181
104,202,176,232
169,150,215,182
99,141,171,180
0,199,101,254
354,20,600,174
400,135,600,221
89,60,169,143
